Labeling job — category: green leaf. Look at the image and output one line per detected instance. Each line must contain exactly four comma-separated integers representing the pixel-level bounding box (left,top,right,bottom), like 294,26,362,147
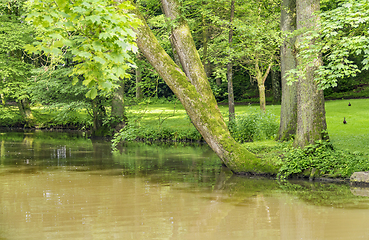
86,15,101,24
94,56,106,65
100,80,113,90
76,51,92,59
72,77,79,85
86,88,97,99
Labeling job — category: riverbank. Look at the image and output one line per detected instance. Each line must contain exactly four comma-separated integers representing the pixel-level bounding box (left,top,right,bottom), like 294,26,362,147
1,98,369,179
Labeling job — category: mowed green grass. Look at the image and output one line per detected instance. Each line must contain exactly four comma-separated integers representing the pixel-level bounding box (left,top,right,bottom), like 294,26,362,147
325,99,369,153
128,99,369,154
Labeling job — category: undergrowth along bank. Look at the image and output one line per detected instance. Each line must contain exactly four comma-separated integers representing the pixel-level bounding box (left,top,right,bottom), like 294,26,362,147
245,140,369,180
111,110,280,147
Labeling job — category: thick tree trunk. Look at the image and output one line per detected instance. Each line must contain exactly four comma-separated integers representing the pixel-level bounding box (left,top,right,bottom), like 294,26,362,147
294,0,327,148
278,0,298,141
112,79,127,132
131,1,278,174
227,0,235,122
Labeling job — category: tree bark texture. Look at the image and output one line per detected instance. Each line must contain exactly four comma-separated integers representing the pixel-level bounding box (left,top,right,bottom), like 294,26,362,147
294,0,327,148
279,0,298,141
131,0,278,174
169,34,182,68
227,0,235,122
135,53,143,100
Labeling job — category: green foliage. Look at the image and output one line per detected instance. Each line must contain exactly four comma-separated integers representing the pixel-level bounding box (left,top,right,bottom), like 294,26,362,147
196,0,281,83
0,0,34,104
112,123,202,148
0,106,25,127
288,0,369,90
125,54,174,99
25,0,141,98
30,67,93,129
33,107,91,129
278,140,369,179
229,110,279,142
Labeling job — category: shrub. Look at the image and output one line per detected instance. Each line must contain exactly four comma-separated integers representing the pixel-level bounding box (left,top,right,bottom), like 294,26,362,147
112,123,203,148
229,110,279,142
0,106,24,127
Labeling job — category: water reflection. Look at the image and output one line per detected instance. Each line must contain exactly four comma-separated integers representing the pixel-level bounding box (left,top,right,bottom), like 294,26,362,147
1,131,369,239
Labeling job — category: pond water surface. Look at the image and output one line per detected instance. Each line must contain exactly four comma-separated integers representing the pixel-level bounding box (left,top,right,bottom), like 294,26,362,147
1,131,369,240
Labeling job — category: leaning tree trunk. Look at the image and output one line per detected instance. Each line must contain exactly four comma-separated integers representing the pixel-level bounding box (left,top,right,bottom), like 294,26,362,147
294,0,327,148
227,0,235,122
130,0,278,174
278,0,298,141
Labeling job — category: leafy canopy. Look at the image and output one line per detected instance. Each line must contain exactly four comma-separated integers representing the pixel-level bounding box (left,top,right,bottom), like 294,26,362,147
0,0,34,103
25,0,141,99
287,0,369,90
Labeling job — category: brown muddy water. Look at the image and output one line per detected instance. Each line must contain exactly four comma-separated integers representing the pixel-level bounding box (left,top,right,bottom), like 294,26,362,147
1,131,369,240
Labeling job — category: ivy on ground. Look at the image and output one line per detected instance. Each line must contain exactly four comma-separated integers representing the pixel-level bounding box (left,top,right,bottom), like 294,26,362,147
277,140,369,179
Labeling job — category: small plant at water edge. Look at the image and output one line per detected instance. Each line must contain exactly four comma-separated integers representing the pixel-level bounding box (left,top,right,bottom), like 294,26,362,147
277,140,369,180
112,123,203,148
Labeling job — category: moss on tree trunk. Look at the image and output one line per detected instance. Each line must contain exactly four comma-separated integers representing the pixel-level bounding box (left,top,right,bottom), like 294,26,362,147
131,1,278,174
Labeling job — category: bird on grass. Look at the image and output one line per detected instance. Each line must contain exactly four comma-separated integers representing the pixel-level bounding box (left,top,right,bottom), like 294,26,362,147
343,117,347,124
348,102,351,106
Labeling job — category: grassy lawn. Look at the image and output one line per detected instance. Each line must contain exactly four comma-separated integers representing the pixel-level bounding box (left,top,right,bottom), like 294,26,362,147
325,98,369,153
127,98,369,154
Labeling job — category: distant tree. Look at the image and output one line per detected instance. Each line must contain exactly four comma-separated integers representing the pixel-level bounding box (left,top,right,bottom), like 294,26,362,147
227,0,235,121
234,0,281,112
25,0,141,98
